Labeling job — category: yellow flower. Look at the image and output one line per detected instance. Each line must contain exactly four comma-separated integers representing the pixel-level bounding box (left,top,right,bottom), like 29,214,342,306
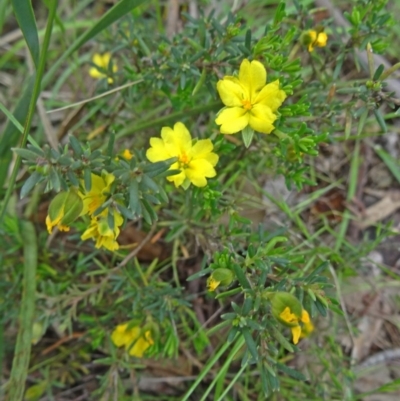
79,172,115,217
81,210,123,251
307,30,328,52
280,307,312,344
207,277,221,291
215,59,286,135
121,149,133,160
146,122,218,189
89,53,117,83
111,323,154,358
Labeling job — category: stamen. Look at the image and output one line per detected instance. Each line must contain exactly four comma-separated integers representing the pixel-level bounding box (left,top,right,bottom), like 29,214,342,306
241,99,252,110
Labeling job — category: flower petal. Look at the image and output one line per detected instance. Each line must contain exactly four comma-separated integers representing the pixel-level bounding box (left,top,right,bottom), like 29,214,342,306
146,137,171,162
216,78,246,107
239,59,267,97
185,159,216,187
301,309,310,324
111,324,130,347
190,139,218,166
254,80,286,111
215,107,249,134
161,123,192,156
248,104,276,134
89,67,104,79
167,169,186,187
291,325,302,345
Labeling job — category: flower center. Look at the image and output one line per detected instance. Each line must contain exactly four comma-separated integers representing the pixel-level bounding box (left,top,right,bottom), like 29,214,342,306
179,152,190,166
241,99,252,110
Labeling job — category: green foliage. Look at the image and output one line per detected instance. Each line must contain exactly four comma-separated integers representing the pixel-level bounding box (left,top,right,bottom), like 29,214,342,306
1,0,398,400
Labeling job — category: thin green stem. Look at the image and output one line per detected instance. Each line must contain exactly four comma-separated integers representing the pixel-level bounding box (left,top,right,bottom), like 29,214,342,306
200,335,245,401
216,363,247,401
181,335,235,401
0,1,57,224
7,221,38,401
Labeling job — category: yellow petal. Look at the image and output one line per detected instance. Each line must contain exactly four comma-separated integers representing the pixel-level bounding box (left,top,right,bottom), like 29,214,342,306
167,169,186,187
100,53,111,68
102,172,115,194
58,224,70,232
128,336,151,358
279,307,297,324
111,324,130,347
316,32,328,47
307,31,317,52
81,222,97,241
146,137,172,162
248,104,276,134
161,123,192,156
300,321,314,338
291,325,302,345
185,159,216,187
239,59,267,97
216,78,246,107
89,67,105,79
188,139,218,161
207,277,220,291
254,80,286,111
215,107,249,134
92,53,105,67
301,309,310,323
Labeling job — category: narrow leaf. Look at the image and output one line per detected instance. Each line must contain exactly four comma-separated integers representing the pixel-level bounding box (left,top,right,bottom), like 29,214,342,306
11,0,40,67
8,221,37,401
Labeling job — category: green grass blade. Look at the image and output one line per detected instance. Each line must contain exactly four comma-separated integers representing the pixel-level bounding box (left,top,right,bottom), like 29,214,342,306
42,0,146,88
0,76,35,192
0,102,24,133
0,0,57,223
8,221,38,401
374,145,400,185
11,0,40,67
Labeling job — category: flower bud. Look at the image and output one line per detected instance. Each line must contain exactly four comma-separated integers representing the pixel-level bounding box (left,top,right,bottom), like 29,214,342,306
207,268,234,291
46,189,83,234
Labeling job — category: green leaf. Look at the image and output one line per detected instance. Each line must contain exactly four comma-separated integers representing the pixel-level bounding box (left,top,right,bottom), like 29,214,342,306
373,109,387,133
8,221,37,401
11,0,40,67
231,263,251,289
42,0,147,88
374,145,400,185
276,362,306,381
0,102,24,133
0,76,35,192
12,148,40,162
129,179,139,213
271,326,294,353
20,172,42,198
241,126,254,148
242,329,258,361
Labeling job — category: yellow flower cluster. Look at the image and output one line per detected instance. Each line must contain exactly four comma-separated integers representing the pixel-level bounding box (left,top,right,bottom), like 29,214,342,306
46,58,288,248
89,53,118,83
79,172,123,251
45,172,124,252
305,30,328,52
111,323,154,358
145,59,287,188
